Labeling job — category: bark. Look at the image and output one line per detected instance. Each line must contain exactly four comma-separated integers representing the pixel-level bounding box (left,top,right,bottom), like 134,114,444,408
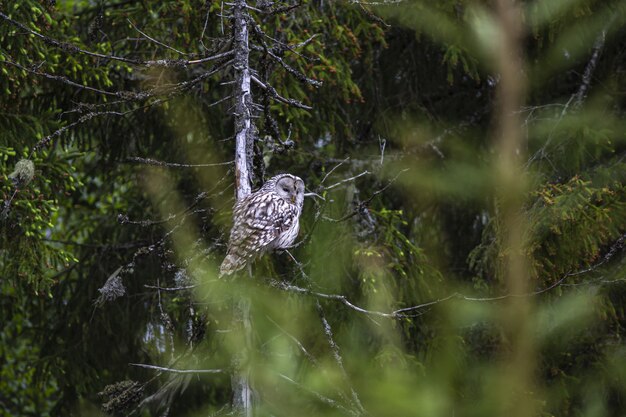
231,0,255,415
233,0,254,201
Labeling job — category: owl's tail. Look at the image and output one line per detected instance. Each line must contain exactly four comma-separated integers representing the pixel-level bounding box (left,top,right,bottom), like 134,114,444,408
219,251,247,277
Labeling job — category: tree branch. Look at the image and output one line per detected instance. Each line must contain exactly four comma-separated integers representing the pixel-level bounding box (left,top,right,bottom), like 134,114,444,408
124,157,234,168
277,373,357,416
315,302,365,416
0,12,234,68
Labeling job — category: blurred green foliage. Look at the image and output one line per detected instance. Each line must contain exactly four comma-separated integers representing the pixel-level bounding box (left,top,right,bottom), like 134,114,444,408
1,0,626,416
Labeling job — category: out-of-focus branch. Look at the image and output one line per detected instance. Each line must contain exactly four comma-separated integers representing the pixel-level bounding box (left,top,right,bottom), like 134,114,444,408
129,363,224,374
493,3,533,417
267,316,318,365
315,302,365,416
571,18,614,111
526,18,614,167
277,373,357,416
273,232,625,318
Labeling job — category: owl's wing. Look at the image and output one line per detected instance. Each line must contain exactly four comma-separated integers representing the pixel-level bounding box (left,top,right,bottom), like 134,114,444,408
236,195,294,251
220,194,293,275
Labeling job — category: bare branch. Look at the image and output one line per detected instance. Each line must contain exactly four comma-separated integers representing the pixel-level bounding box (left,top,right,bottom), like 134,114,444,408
144,284,198,292
129,363,224,374
32,110,126,152
571,17,614,111
315,302,365,415
320,158,350,185
118,190,214,226
125,157,234,168
273,233,626,318
277,373,357,416
290,34,320,50
526,18,615,168
348,0,404,5
266,2,303,16
249,24,322,87
271,280,403,318
321,171,370,191
250,74,313,110
357,3,391,27
127,19,189,55
267,316,318,365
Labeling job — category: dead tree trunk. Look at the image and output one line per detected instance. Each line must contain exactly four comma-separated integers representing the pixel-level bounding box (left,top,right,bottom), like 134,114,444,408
231,0,254,415
233,0,254,201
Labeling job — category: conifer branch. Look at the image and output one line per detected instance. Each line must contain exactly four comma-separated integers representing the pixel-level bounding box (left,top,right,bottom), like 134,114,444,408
0,12,233,67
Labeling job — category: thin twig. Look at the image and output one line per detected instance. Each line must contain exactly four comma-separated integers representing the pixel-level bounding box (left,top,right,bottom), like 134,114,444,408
129,363,224,374
322,171,370,191
267,316,318,365
320,157,350,185
277,373,356,416
127,19,188,55
315,302,366,415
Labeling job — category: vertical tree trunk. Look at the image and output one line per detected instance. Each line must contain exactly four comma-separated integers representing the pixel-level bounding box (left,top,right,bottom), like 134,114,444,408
233,0,254,201
231,0,254,415
231,298,253,417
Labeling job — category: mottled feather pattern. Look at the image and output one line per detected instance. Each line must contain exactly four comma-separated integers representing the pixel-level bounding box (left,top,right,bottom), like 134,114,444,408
220,174,304,276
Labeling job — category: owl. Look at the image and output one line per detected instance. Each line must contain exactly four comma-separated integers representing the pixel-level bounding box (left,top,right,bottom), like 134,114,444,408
219,174,305,276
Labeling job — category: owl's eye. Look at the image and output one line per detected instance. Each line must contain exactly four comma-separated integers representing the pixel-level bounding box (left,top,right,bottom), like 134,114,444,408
282,187,289,192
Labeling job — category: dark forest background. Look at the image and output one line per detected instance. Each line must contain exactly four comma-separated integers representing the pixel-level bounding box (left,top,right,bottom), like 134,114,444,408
1,0,626,416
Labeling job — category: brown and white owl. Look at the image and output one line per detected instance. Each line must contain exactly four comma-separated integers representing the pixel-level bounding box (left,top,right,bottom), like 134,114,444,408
219,174,305,276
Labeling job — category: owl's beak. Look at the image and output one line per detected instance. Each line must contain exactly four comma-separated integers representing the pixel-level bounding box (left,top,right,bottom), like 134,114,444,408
291,195,296,203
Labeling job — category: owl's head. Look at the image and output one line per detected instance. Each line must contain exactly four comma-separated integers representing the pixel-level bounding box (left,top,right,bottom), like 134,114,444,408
272,174,305,209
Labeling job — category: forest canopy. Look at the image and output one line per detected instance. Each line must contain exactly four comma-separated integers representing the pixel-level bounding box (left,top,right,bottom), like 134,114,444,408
1,0,626,416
